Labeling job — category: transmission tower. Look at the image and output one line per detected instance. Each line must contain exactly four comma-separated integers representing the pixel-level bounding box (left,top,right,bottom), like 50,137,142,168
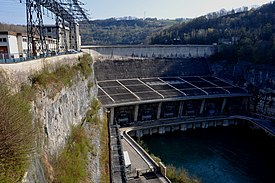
26,0,45,56
25,0,90,56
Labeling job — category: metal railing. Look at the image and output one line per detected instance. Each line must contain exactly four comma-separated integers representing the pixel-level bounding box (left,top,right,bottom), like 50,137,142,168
0,50,81,64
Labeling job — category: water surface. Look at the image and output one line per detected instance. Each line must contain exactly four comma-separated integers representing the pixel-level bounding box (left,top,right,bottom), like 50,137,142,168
140,125,275,183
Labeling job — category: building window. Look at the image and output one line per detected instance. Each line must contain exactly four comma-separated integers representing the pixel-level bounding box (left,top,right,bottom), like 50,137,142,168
0,38,7,42
47,28,52,32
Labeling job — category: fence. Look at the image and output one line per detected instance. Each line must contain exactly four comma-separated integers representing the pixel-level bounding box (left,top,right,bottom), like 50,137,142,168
0,50,80,64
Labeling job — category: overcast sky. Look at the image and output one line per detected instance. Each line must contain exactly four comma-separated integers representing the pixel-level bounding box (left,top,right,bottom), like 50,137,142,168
0,0,272,24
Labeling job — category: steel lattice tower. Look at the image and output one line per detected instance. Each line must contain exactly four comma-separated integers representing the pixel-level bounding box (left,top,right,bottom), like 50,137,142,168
26,0,45,56
25,0,90,56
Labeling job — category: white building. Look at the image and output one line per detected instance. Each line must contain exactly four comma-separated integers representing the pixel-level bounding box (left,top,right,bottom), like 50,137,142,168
0,30,59,60
0,24,80,60
0,31,28,59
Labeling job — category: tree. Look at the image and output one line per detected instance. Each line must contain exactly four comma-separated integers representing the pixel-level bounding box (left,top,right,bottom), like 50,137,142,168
0,84,34,182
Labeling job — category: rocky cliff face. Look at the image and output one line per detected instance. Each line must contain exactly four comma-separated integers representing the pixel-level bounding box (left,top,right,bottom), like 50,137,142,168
210,60,275,118
24,72,97,182
0,54,100,183
33,73,96,157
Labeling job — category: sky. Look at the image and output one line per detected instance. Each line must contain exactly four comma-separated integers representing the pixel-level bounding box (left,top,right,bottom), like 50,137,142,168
0,0,272,25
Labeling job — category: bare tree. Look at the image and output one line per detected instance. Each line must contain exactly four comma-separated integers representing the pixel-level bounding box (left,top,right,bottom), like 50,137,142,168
0,84,34,182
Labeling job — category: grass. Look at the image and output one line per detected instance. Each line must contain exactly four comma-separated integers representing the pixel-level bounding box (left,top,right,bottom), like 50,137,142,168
53,99,110,183
29,54,93,99
86,98,101,124
53,126,90,183
77,54,93,79
99,113,110,183
86,99,110,182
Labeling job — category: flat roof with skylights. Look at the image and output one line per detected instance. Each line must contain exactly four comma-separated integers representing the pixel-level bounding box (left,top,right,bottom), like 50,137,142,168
97,76,250,107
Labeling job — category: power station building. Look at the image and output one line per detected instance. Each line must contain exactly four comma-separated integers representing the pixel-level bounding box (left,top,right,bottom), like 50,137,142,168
94,57,250,127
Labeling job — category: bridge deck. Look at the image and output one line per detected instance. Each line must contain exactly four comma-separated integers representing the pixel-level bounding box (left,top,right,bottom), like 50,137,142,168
98,76,249,107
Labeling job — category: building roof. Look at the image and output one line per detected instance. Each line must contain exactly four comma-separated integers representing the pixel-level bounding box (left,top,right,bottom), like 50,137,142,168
98,76,250,107
0,31,17,36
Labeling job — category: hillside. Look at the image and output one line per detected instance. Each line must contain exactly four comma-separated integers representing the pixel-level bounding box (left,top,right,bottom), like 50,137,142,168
0,23,26,33
79,18,186,45
150,2,275,64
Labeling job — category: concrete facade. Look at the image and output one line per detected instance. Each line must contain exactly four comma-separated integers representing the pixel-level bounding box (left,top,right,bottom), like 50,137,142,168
83,45,216,59
108,97,249,127
0,31,27,59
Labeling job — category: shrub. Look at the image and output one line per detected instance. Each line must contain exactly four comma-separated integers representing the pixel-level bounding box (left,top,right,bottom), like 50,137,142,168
166,165,201,183
86,98,100,124
0,84,34,182
54,126,89,183
78,54,93,79
99,114,110,183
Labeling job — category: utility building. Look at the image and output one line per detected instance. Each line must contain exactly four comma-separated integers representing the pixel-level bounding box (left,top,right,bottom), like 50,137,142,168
0,31,27,59
94,57,250,127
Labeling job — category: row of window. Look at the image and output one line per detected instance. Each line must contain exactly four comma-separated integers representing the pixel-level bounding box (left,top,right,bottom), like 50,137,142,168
0,38,7,42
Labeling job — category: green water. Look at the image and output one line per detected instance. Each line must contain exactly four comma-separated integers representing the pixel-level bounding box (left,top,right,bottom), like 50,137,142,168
140,125,275,183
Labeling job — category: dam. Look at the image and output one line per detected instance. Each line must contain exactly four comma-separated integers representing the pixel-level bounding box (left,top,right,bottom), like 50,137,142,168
89,45,274,183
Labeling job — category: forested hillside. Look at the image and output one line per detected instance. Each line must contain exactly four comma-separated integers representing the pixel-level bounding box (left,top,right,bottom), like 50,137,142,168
0,23,26,33
150,2,275,64
79,18,185,45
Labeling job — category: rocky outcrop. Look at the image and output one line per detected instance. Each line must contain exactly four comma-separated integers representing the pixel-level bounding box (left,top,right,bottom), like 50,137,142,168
0,53,101,182
210,60,275,118
24,72,97,182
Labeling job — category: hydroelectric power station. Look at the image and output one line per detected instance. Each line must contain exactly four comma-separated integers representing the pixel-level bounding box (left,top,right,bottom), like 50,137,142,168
84,45,275,183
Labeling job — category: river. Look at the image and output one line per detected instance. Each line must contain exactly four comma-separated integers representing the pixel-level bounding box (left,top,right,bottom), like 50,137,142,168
140,125,275,183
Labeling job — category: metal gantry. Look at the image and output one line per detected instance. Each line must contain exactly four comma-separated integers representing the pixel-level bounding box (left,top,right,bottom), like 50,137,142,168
25,0,90,56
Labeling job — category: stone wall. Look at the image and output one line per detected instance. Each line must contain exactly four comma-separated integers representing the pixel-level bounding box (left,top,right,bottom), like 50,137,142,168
83,45,216,58
94,57,211,81
0,53,84,92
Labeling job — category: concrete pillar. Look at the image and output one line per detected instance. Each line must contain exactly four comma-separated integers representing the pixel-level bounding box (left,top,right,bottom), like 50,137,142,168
178,101,184,118
157,102,162,120
221,98,227,114
200,99,205,114
242,97,249,112
180,124,187,131
134,104,139,122
136,129,143,138
109,107,114,125
159,127,165,134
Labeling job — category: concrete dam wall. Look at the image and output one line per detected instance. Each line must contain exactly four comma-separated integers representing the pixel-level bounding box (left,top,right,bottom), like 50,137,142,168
94,58,211,81
83,45,216,58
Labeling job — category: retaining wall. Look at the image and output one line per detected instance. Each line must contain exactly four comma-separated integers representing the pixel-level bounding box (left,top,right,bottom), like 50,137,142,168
83,45,216,58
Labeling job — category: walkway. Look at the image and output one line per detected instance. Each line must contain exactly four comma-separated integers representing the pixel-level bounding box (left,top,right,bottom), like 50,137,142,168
120,130,169,183
231,115,275,136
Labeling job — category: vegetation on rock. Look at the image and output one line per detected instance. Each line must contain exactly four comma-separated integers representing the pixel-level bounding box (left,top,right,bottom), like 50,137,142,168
53,126,90,183
166,165,201,183
0,54,93,182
